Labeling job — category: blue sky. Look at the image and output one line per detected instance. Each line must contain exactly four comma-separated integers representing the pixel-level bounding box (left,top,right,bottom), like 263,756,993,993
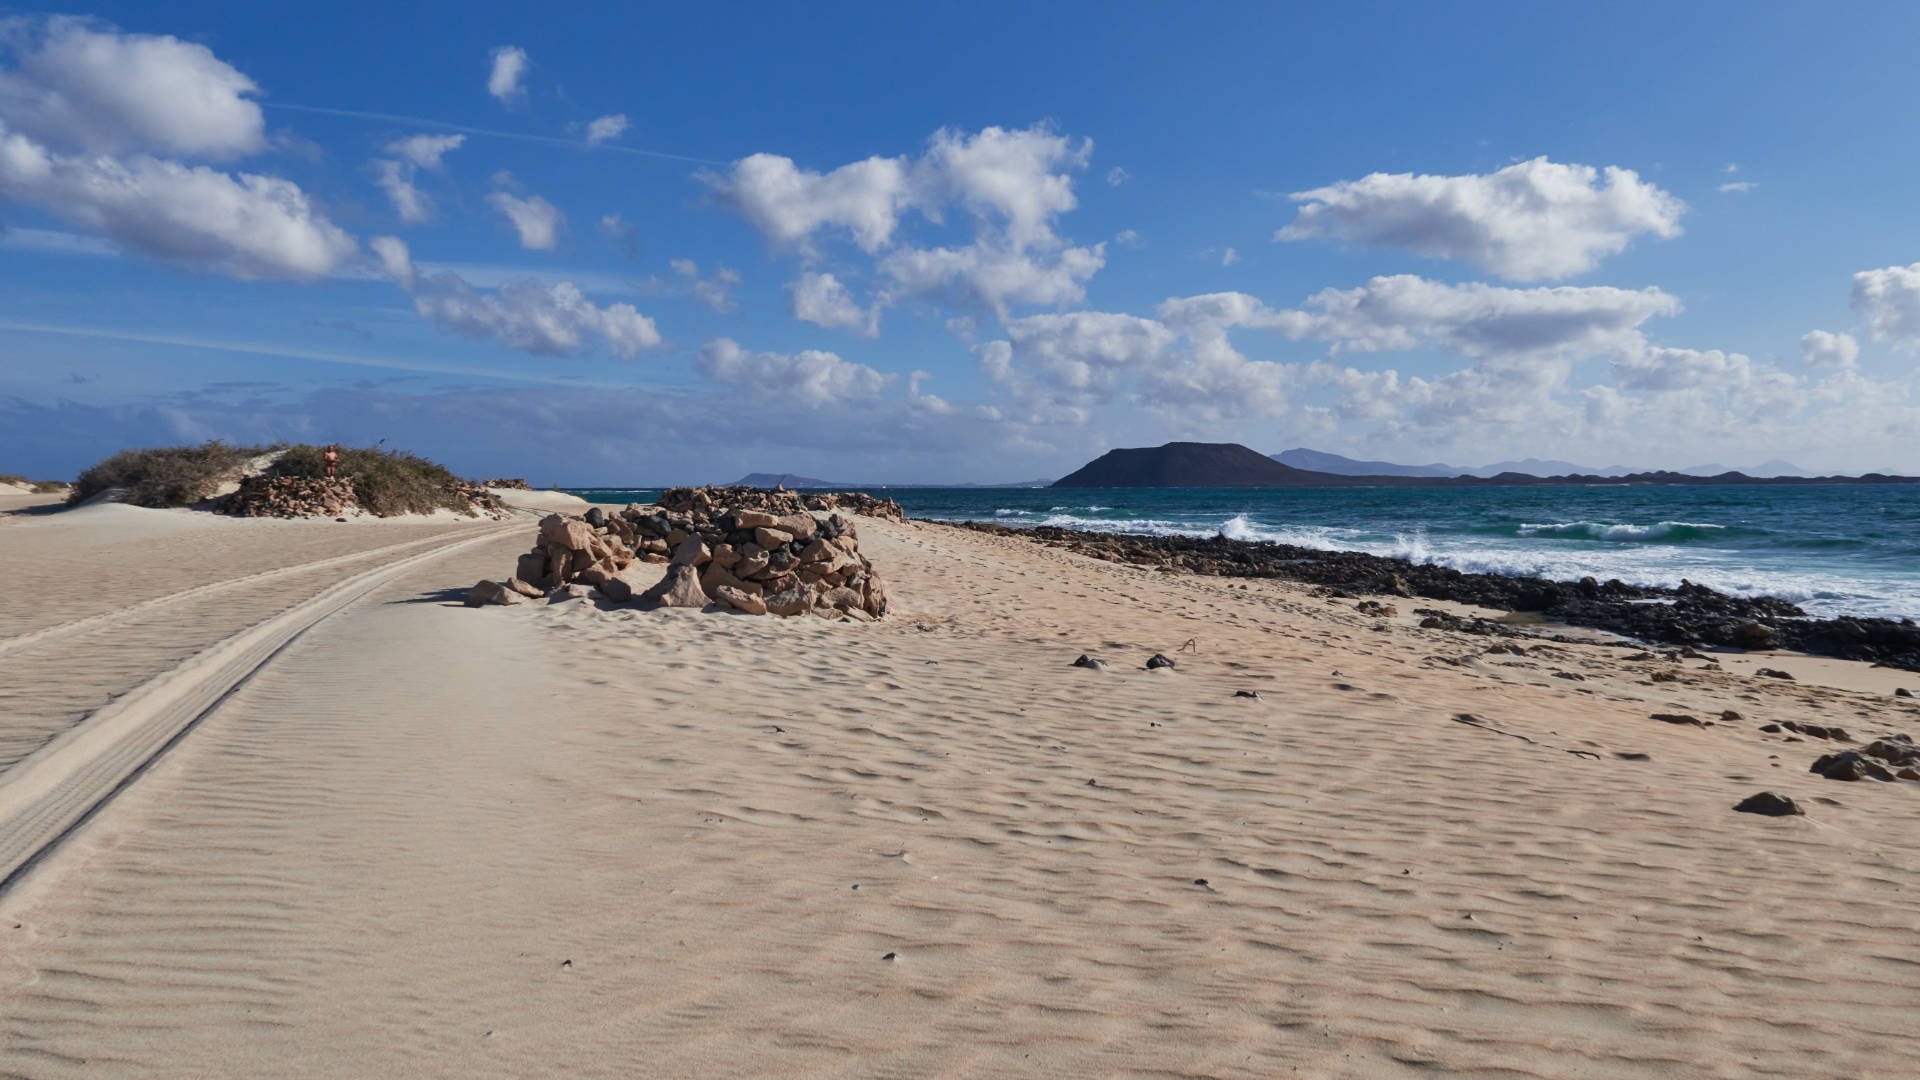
3,2,1919,482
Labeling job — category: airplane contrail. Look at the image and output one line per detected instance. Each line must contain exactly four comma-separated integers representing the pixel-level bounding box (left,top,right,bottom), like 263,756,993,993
264,103,727,166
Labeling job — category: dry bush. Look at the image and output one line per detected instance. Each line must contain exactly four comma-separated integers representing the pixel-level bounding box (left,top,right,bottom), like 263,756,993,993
68,442,276,507
272,445,472,517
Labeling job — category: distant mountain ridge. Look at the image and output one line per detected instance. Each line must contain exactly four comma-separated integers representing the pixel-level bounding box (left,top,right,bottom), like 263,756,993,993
1054,443,1912,489
1272,447,1812,479
729,472,1053,489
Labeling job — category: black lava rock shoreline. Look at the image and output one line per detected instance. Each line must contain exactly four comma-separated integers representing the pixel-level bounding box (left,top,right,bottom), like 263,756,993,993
937,520,1920,673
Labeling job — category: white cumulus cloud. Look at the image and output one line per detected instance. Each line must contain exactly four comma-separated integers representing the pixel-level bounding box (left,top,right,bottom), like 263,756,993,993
369,234,414,290
0,16,265,159
585,113,629,145
370,158,433,224
702,151,913,254
385,133,463,170
0,119,356,279
694,338,892,406
879,241,1105,317
487,189,564,250
1800,329,1858,370
670,258,741,313
487,46,528,104
413,273,661,358
1853,262,1920,348
788,271,879,337
1276,157,1685,281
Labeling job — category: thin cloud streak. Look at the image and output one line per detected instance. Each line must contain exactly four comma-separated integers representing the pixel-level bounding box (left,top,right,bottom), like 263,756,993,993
0,320,673,390
264,103,723,165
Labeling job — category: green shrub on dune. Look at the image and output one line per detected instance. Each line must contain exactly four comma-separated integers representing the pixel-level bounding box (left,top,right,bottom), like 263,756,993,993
66,441,482,516
68,441,275,507
272,445,472,516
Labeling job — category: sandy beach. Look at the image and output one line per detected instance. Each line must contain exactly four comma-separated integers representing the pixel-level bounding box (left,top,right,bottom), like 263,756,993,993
2,502,1918,1078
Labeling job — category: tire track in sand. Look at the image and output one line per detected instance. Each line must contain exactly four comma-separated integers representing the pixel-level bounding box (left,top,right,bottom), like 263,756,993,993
0,525,514,894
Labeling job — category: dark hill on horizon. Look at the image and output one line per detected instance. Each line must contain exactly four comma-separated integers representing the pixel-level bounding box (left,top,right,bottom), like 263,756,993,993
1052,443,1359,487
1053,442,1918,489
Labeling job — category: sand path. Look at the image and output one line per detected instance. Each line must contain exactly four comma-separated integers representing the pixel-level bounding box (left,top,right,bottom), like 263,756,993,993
2,517,1917,1078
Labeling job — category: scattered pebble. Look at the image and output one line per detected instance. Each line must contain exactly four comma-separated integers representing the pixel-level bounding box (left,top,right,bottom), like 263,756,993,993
1755,668,1796,680
1650,713,1709,727
1614,751,1652,761
882,952,898,961
1071,654,1107,671
1145,653,1176,670
1234,690,1261,700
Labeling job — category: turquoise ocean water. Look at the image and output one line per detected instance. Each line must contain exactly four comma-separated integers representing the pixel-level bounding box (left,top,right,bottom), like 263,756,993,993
567,483,1920,621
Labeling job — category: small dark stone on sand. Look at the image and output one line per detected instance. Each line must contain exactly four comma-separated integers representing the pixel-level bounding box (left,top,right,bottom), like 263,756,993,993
334,516,348,522
1733,792,1804,816
1650,670,1679,683
1234,690,1261,699
1553,671,1586,680
1651,713,1707,727
882,952,897,961
1071,654,1107,671
1755,668,1796,680
1615,752,1652,761
1145,653,1176,670
1897,688,1914,698
560,959,572,968
1193,879,1208,886
1759,723,1782,733
1720,710,1743,722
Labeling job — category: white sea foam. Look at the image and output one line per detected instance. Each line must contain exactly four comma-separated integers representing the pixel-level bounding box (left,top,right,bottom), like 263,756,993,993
1517,520,1726,541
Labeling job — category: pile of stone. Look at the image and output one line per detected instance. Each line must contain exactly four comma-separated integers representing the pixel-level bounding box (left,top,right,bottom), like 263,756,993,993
222,476,358,518
475,500,889,620
453,482,506,514
485,477,533,490
657,485,904,522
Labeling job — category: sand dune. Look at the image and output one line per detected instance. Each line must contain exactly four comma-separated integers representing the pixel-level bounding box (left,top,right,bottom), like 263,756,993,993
1,513,1917,1077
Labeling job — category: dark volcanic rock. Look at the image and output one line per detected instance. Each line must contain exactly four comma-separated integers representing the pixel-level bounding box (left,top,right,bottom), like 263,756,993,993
1810,752,1896,782
1071,654,1107,671
1860,734,1919,767
1733,792,1805,816
934,521,1920,674
1145,653,1176,670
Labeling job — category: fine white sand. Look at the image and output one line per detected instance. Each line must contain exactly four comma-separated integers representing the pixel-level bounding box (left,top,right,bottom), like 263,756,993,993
1,510,1917,1078
489,486,594,514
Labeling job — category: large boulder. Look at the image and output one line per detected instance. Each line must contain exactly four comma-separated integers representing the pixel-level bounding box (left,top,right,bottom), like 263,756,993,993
506,577,544,599
515,552,548,585
777,513,818,542
754,526,794,549
765,587,812,617
640,563,709,608
466,579,521,607
733,509,781,529
577,567,632,603
714,585,768,615
670,536,710,566
735,543,771,578
540,514,594,552
700,562,764,599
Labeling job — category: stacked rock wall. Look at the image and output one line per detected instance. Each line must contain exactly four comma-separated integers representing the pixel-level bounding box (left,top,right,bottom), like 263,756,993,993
656,485,903,522
486,499,888,620
222,476,358,518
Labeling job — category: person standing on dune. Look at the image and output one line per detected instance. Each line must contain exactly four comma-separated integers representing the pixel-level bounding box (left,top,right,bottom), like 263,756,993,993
324,445,339,478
